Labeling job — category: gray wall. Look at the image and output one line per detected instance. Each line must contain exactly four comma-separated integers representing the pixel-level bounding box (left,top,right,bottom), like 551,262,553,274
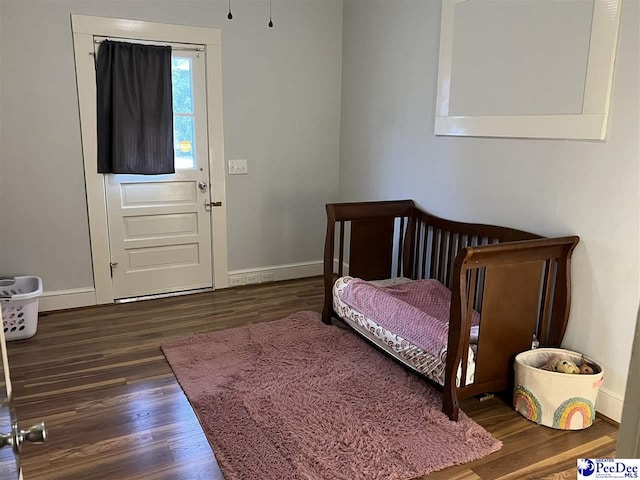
0,0,343,290
339,0,639,400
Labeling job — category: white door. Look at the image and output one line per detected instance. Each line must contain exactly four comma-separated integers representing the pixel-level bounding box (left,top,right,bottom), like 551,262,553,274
104,48,214,300
0,300,47,479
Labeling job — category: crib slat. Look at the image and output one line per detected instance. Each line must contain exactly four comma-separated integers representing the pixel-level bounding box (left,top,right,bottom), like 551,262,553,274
446,231,456,288
438,231,449,283
418,223,424,278
418,223,425,278
396,217,405,277
455,233,462,285
411,220,418,278
461,268,477,388
475,267,486,312
406,216,419,279
444,231,451,282
338,221,345,277
416,222,429,278
409,220,417,278
419,224,428,279
538,259,555,345
454,233,462,280
434,231,440,280
430,229,440,279
548,257,569,346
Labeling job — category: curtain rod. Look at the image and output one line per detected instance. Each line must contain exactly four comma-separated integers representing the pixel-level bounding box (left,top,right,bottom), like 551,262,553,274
93,39,204,52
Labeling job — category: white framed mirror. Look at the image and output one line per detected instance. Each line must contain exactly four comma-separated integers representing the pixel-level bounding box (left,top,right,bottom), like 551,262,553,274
434,0,622,140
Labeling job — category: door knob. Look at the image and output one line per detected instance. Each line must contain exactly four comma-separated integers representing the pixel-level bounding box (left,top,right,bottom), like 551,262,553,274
18,421,47,446
0,421,47,454
0,431,11,450
197,181,208,192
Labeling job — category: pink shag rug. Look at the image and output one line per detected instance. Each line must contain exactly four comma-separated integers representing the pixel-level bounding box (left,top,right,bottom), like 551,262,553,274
161,311,501,480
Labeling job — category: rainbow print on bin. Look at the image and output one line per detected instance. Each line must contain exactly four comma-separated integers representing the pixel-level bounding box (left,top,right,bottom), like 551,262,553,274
553,397,595,429
513,385,542,423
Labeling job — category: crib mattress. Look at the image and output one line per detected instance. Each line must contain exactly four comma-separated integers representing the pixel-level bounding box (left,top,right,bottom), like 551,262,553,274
333,276,476,387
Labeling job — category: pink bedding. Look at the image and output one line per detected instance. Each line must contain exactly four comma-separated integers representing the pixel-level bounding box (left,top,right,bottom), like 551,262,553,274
340,278,480,358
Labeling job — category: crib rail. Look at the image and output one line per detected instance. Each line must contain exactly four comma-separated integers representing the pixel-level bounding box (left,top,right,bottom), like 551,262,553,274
323,200,545,323
403,209,541,288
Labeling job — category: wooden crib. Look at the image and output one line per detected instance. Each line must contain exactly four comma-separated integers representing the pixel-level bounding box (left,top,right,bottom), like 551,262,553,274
322,200,579,421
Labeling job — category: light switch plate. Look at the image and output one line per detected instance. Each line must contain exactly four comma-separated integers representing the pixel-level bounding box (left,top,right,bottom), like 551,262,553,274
228,159,248,175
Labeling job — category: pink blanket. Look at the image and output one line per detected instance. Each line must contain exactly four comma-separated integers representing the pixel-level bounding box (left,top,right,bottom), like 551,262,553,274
340,278,480,358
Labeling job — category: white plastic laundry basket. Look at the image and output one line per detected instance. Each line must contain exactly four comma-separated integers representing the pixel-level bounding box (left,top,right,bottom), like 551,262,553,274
513,348,604,430
0,276,43,341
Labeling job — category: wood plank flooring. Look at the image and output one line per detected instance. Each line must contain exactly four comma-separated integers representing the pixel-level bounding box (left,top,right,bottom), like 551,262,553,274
6,277,617,479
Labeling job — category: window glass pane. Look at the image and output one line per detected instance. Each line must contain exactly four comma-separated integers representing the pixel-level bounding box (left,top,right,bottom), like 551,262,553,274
171,57,193,114
174,115,195,169
172,56,196,169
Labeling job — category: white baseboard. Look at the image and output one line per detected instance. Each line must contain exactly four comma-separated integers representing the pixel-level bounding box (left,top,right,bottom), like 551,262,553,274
597,387,624,423
37,261,341,309
39,287,96,312
227,261,323,287
37,261,328,308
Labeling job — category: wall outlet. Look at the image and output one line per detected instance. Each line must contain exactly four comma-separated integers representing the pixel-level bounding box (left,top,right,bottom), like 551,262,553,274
245,273,260,285
228,159,248,175
229,275,245,287
261,272,275,283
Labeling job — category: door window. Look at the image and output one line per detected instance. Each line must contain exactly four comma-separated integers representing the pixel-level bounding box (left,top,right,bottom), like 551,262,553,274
172,56,196,170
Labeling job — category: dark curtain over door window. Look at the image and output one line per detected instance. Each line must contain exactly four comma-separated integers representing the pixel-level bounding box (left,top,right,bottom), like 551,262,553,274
96,40,175,175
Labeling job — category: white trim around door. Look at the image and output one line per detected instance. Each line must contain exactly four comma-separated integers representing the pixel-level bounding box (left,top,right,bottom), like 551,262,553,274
71,15,229,305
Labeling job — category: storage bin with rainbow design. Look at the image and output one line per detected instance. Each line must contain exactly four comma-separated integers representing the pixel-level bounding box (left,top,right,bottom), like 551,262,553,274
513,348,604,430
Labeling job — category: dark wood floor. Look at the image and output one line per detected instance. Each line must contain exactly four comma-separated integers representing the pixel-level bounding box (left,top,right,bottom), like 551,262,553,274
7,277,617,479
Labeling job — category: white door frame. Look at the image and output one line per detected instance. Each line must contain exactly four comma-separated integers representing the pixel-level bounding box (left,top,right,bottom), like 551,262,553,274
71,14,229,304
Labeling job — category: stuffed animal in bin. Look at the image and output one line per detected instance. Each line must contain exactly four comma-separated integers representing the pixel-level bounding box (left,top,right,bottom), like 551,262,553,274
539,354,594,374
579,362,595,374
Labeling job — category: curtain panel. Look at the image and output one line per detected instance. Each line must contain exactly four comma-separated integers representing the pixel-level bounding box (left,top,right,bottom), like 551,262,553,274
96,40,175,175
